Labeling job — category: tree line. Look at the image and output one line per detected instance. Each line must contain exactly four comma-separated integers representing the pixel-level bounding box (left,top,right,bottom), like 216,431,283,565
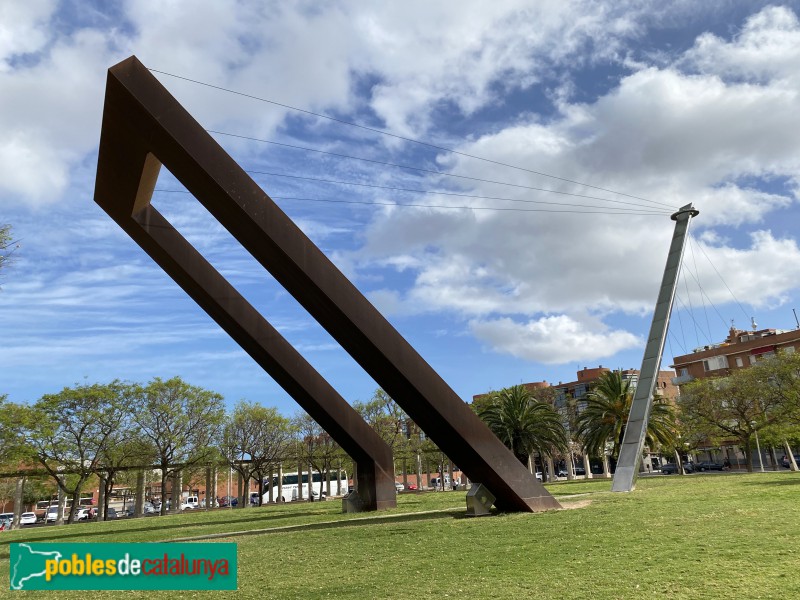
2,318,798,523
473,350,800,478
0,378,453,524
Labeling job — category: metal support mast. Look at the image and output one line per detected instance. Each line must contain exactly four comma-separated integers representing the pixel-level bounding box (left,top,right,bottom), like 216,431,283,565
611,203,699,492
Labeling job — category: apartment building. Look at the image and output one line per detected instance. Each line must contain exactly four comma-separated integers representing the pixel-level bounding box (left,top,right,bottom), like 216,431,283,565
671,325,800,386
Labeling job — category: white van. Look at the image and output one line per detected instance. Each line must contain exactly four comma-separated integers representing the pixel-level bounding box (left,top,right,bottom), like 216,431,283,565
429,476,450,488
181,496,199,509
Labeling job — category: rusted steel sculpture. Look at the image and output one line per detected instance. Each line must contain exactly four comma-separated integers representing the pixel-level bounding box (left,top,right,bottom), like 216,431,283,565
94,56,560,512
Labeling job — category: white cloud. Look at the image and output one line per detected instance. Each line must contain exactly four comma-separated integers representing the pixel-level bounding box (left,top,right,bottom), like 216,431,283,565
683,5,800,82
356,1,654,139
4,1,800,382
470,314,641,364
353,4,800,333
0,1,57,69
0,27,116,205
0,0,655,207
685,231,800,310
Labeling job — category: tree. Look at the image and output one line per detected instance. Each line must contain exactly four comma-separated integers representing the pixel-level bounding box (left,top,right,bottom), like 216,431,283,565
353,389,408,451
575,371,676,461
293,413,344,498
477,385,568,468
22,381,132,523
679,352,798,472
752,350,800,423
96,437,156,520
132,377,225,515
0,394,27,469
749,350,800,467
0,224,15,278
220,400,293,507
354,388,414,482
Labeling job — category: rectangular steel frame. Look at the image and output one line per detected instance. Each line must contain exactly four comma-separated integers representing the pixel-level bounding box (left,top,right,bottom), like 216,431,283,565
93,56,560,512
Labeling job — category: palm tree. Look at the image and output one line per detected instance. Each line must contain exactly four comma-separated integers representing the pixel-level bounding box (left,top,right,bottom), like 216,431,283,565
477,385,568,467
576,371,676,460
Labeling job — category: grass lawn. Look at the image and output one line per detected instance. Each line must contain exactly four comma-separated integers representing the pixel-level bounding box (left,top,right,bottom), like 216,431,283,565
2,472,799,598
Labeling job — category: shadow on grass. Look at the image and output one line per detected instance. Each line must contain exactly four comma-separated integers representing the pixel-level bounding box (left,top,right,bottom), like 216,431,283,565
0,506,476,560
170,508,469,542
741,476,800,487
0,507,347,559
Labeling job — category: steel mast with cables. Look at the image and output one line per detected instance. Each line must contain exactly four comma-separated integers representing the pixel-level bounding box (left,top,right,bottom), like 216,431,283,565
612,203,699,493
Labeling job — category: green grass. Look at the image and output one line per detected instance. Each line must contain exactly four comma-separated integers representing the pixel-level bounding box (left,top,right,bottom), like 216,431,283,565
2,473,800,598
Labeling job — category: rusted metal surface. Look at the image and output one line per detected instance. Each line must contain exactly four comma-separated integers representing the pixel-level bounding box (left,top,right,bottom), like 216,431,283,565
94,56,560,512
93,63,395,512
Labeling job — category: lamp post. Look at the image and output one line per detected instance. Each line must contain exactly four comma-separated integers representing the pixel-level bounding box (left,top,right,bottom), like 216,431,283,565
754,429,765,473
227,467,232,509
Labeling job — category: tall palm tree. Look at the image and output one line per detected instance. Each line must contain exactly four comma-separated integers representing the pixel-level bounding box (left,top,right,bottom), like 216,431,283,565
576,371,676,460
477,385,568,466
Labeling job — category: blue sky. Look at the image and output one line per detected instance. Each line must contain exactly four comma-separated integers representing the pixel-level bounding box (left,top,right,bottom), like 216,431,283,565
3,1,800,416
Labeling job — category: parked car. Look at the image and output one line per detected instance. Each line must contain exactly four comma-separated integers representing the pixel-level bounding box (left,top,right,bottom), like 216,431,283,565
75,508,92,521
20,512,37,525
695,461,725,471
0,515,12,530
123,502,157,517
781,454,800,468
661,462,695,474
45,506,61,522
406,483,418,491
395,482,404,492
106,507,118,519
557,466,587,477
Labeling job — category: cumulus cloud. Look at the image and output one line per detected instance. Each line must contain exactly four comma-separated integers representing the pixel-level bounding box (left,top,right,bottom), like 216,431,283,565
683,5,800,82
0,26,116,205
0,2,56,69
4,1,800,378
684,231,800,310
354,4,800,327
470,314,641,364
0,0,658,207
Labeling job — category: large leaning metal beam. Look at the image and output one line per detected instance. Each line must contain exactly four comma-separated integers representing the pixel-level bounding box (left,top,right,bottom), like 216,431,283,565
95,56,559,512
612,204,699,492
94,63,396,512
